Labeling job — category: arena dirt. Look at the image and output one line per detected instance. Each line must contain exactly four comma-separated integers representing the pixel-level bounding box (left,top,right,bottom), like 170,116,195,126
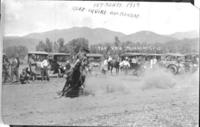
2,68,199,126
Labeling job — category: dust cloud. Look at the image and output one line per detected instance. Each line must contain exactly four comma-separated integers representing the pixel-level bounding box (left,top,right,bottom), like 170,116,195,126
141,66,176,90
83,66,199,96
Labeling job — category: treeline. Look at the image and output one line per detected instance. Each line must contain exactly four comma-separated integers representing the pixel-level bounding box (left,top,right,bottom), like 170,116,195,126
36,36,199,56
162,38,199,53
4,36,198,60
3,37,89,60
90,37,199,55
4,45,28,59
36,38,89,55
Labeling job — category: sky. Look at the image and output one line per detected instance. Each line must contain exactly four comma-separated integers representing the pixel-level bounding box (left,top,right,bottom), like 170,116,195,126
2,0,200,36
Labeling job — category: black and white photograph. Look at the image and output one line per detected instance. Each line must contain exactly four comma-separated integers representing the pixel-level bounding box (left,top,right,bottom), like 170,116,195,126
1,0,199,126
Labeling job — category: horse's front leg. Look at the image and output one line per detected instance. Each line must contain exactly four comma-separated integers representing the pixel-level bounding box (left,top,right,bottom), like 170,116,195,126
116,67,119,74
120,67,123,73
125,67,129,75
110,67,113,74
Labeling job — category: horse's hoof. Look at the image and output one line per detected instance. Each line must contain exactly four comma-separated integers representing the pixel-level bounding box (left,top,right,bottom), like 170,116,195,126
57,91,62,96
54,95,62,99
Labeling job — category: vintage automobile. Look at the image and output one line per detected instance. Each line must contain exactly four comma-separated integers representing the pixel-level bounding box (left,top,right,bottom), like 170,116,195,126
48,53,70,65
121,52,143,61
48,52,71,78
120,52,143,59
121,52,186,75
143,53,163,61
121,52,147,69
27,51,49,79
86,53,103,68
159,53,186,74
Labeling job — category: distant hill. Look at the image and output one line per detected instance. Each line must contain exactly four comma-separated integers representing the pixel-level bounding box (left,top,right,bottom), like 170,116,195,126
24,27,176,44
3,27,199,51
121,31,175,43
170,31,199,40
25,27,125,44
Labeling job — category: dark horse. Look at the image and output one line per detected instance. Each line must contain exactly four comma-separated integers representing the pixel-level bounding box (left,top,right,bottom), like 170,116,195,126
49,59,62,77
59,60,85,98
131,62,145,76
108,59,120,74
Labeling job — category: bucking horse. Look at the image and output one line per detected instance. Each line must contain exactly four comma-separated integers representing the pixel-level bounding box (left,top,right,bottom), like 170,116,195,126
58,59,86,98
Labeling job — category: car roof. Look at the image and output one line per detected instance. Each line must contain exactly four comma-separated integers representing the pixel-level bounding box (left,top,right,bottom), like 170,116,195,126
121,52,143,56
86,53,103,57
121,52,163,57
143,53,164,56
165,53,184,57
184,52,199,56
48,52,70,56
28,51,48,55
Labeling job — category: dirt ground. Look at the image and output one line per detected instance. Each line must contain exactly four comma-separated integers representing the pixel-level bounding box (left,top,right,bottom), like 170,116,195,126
1,68,199,126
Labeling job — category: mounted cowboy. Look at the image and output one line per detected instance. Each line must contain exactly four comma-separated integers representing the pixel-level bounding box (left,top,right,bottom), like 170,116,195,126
58,48,89,97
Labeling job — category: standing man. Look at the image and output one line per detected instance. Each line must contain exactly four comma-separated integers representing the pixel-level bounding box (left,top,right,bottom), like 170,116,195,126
150,57,154,69
2,55,11,83
28,55,37,80
101,57,108,74
107,56,112,70
11,56,20,83
152,57,157,69
41,57,50,81
125,57,130,74
132,57,137,64
108,56,112,62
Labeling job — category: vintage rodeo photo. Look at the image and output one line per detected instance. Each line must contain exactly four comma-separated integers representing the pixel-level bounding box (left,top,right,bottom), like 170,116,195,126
1,0,199,126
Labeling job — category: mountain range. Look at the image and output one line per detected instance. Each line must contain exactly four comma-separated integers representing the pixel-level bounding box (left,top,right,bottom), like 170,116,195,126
3,27,199,51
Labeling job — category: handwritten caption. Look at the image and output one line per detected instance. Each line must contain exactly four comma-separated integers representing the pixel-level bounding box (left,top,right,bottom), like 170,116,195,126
72,2,140,18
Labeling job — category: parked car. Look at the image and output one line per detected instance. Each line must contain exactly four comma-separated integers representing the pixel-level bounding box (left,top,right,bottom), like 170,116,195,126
48,52,71,78
27,51,49,79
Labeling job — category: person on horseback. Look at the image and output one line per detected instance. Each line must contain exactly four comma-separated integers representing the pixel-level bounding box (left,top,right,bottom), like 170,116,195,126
81,53,89,73
65,60,71,72
59,52,87,97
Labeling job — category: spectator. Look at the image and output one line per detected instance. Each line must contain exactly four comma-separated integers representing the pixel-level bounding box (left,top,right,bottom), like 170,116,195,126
2,55,11,83
28,55,37,80
132,57,137,64
41,57,50,81
20,68,30,84
11,56,20,83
